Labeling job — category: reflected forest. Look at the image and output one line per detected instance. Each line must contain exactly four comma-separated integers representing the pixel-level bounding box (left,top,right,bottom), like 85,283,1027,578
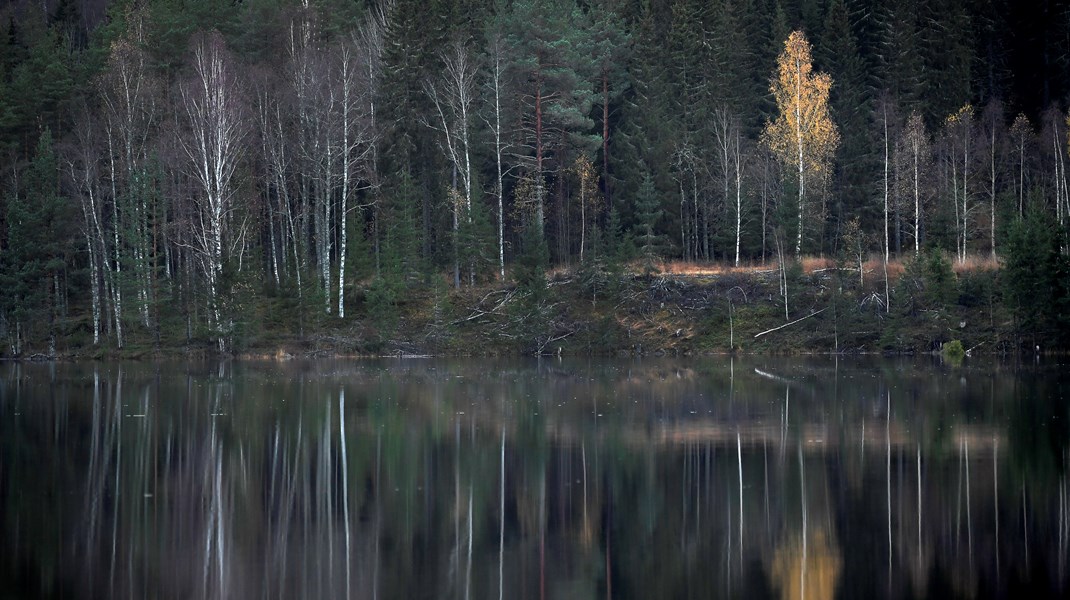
3,359,1070,598
1,0,1070,355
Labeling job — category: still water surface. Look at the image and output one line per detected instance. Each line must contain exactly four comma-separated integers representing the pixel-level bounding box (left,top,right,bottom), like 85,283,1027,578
1,357,1068,599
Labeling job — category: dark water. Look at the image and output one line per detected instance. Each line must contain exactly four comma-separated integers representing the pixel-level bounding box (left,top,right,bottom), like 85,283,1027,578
1,357,1068,599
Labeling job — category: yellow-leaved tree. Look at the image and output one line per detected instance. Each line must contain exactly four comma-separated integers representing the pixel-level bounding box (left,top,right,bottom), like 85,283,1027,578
763,31,840,255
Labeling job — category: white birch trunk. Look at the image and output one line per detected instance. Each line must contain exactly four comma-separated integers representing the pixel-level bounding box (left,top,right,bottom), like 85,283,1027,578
735,129,743,267
795,56,805,256
338,47,352,319
425,40,477,287
180,31,245,352
913,136,920,256
990,126,997,258
883,107,890,313
962,131,969,263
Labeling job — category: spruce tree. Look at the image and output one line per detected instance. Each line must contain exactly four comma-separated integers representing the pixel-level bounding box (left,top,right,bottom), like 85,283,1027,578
820,0,875,247
634,170,663,270
1,130,72,354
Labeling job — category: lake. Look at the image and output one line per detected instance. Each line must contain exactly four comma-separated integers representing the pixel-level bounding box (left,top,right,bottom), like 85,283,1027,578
1,357,1068,599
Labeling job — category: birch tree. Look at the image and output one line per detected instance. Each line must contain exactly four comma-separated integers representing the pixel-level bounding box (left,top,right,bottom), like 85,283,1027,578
424,38,478,289
1008,113,1031,218
944,104,974,263
357,1,391,277
1045,106,1069,229
179,31,245,351
978,99,1005,259
878,96,897,312
671,142,701,261
97,10,158,334
715,108,748,266
335,39,375,319
287,2,331,309
763,30,839,255
572,153,599,263
483,23,511,281
897,112,931,256
67,110,111,347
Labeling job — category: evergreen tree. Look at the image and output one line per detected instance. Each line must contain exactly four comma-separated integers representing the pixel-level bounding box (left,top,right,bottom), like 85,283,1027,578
1003,210,1070,345
820,0,874,245
502,0,596,242
919,0,972,123
588,5,630,211
0,130,73,354
633,169,663,269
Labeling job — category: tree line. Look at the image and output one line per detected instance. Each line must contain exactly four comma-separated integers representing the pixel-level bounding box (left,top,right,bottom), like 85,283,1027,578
1,0,1069,353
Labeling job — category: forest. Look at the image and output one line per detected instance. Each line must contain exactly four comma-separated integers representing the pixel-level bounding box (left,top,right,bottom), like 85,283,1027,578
1,0,1069,356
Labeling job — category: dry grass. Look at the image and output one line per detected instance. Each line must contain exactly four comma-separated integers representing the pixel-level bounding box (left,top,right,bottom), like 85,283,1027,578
656,260,777,276
650,252,999,281
951,253,1000,274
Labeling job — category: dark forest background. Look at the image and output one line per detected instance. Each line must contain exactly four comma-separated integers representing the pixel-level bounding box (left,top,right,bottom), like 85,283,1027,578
2,0,1069,355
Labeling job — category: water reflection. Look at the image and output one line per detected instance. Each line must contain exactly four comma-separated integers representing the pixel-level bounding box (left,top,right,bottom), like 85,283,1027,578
0,357,1068,599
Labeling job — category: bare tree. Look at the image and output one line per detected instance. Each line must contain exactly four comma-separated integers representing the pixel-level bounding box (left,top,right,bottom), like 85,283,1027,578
98,13,158,331
671,142,700,261
878,96,899,313
336,38,376,319
1008,113,1031,218
715,108,749,266
897,112,931,256
355,0,392,276
179,30,246,351
1045,106,1070,229
424,38,479,289
944,104,974,263
484,25,512,281
66,108,111,346
980,99,1004,258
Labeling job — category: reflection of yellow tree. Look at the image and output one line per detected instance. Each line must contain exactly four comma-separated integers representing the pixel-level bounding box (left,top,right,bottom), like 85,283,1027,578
763,31,839,255
771,529,842,600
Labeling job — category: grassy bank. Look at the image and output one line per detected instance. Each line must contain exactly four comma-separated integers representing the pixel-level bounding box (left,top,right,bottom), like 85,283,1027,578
24,252,1043,360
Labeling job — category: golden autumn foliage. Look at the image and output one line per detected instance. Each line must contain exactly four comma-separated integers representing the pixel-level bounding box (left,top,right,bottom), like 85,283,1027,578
945,103,974,129
763,31,839,253
763,31,839,178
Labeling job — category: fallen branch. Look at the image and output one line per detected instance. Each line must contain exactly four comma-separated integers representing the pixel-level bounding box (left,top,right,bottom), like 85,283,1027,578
451,289,517,325
754,307,828,339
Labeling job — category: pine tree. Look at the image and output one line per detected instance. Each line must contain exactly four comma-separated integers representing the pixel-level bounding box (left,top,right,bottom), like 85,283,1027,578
503,0,596,242
588,5,630,211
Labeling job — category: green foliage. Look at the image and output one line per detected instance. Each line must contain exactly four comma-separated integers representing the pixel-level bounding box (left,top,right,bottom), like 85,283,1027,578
1003,211,1070,346
920,248,957,308
513,220,549,300
457,197,496,283
577,222,625,306
367,172,423,328
941,339,965,359
0,0,1066,354
0,130,74,351
633,170,663,270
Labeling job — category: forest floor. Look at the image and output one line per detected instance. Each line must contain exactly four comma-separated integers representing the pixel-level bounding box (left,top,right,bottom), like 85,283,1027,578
29,253,1019,360
222,253,1012,359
